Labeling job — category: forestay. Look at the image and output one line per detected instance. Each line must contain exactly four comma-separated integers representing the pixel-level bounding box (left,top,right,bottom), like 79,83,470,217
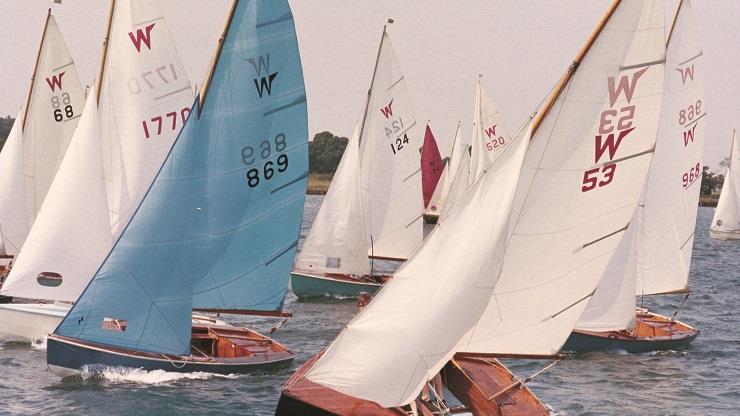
2,0,192,301
305,0,665,407
55,0,308,355
469,80,512,183
712,131,740,235
360,31,423,261
0,13,84,255
294,123,369,276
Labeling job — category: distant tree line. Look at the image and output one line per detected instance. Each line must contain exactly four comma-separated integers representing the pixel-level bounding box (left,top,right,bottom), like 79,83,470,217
309,131,348,174
701,166,723,195
0,115,14,151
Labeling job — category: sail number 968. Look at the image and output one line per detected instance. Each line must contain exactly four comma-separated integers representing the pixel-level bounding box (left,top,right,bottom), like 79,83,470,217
241,133,289,188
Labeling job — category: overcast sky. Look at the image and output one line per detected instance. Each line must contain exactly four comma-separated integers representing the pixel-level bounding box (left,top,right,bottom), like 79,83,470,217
1,1,737,168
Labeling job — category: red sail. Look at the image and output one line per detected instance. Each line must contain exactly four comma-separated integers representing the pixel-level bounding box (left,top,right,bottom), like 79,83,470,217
421,125,444,208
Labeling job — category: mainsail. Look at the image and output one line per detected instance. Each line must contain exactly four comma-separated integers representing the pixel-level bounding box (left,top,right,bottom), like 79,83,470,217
711,131,740,237
55,0,307,354
0,12,84,255
578,0,705,330
305,0,665,407
636,0,705,296
469,79,512,183
360,29,424,261
1,0,192,302
293,123,369,276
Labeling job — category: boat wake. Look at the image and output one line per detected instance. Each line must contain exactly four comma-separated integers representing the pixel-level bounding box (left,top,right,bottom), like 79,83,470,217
79,366,239,385
29,337,47,351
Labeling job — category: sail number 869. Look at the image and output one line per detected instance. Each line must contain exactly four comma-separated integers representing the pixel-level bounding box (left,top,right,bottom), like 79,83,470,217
242,133,289,188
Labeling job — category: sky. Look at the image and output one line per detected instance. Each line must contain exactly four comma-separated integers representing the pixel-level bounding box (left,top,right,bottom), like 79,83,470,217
1,1,738,169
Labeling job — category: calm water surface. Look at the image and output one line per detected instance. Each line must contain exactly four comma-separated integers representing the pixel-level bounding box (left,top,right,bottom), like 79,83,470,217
0,196,737,415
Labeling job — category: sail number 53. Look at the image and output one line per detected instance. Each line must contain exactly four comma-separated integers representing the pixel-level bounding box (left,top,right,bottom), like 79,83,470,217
241,133,289,188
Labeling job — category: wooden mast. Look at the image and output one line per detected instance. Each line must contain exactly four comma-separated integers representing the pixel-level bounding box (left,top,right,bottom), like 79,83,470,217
531,0,622,136
95,0,116,105
21,9,52,132
357,22,389,145
666,0,684,47
198,0,239,113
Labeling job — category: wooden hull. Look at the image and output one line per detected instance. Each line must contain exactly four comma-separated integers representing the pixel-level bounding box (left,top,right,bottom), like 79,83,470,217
0,302,69,342
563,309,699,353
47,323,293,377
443,354,551,415
290,271,384,298
276,353,550,415
709,228,740,240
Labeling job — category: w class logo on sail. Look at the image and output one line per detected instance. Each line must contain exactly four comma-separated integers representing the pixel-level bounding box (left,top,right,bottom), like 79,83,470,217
675,64,695,85
380,99,394,119
582,67,648,192
484,125,497,138
246,55,278,98
128,23,156,52
45,72,65,92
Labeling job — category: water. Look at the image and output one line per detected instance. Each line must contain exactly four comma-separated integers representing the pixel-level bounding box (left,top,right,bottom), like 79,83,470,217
0,196,737,415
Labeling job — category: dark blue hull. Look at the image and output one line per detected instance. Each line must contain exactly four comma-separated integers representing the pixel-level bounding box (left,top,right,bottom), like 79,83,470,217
562,329,699,353
47,336,293,377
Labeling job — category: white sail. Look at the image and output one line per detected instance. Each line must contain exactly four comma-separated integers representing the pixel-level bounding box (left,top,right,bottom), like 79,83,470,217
576,207,639,331
439,142,471,221
580,0,705,325
463,0,664,355
306,120,531,408
0,14,84,255
427,124,461,216
294,123,370,276
360,31,423,261
711,131,740,237
469,80,513,183
305,0,665,407
0,114,27,255
637,0,705,294
2,0,192,302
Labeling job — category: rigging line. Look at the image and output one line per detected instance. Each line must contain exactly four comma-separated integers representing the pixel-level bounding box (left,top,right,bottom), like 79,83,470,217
503,75,576,251
670,292,691,321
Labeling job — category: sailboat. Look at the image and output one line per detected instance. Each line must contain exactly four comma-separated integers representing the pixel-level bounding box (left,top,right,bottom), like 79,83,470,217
291,24,423,298
0,0,195,342
0,9,84,273
436,78,512,223
0,9,85,338
46,0,307,376
564,0,703,353
277,0,666,413
711,129,740,239
420,125,444,224
426,122,462,223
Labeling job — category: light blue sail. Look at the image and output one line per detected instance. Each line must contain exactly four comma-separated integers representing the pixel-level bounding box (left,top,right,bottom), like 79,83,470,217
55,0,308,356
